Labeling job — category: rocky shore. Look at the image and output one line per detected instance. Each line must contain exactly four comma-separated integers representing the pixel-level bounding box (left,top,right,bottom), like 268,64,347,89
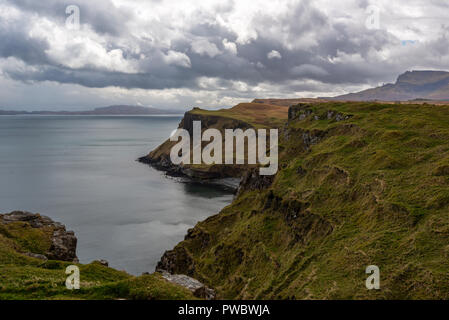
0,211,78,262
0,210,215,299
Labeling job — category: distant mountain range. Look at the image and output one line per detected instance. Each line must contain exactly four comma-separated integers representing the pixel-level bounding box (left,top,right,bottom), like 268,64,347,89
331,70,449,101
0,105,183,115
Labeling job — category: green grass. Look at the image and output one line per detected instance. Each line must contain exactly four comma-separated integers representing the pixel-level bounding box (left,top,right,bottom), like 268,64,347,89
0,221,195,300
145,102,288,178
5,101,449,299
189,102,288,128
163,101,449,299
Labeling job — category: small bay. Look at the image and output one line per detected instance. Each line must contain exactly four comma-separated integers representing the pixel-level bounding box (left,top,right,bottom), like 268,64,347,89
0,115,233,275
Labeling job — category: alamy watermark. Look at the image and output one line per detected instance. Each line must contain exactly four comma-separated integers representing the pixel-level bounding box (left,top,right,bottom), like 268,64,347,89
365,265,380,290
65,265,80,290
365,5,380,30
65,5,80,30
169,121,278,175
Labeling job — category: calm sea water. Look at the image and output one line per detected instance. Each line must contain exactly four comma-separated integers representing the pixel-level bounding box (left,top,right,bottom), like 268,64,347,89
0,115,233,275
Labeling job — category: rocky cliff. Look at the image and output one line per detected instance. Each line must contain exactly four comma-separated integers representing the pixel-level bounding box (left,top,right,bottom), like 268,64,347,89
0,211,78,262
154,101,449,299
139,103,288,181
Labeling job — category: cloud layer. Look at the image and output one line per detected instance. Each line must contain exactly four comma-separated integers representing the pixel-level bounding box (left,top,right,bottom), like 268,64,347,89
0,0,448,110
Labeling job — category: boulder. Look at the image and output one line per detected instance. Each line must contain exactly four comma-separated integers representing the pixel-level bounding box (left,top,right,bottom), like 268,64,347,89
160,271,216,300
93,259,109,267
24,252,48,261
0,211,78,262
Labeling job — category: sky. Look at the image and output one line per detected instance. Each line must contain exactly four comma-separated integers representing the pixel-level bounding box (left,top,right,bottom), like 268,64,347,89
0,0,448,111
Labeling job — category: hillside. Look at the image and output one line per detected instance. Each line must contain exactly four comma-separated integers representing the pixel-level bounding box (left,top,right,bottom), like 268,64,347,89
139,102,289,180
0,105,182,116
0,211,205,300
252,98,329,106
154,101,449,299
332,70,449,101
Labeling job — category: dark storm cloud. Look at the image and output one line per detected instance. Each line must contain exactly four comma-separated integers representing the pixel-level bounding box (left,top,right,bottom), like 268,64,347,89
0,25,50,65
7,0,133,36
0,0,448,102
5,63,198,90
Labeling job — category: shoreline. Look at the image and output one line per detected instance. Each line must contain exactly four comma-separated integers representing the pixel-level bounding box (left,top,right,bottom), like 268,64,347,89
137,155,243,191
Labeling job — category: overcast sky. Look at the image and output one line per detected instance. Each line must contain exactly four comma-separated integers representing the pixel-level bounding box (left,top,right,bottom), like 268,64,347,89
0,0,448,110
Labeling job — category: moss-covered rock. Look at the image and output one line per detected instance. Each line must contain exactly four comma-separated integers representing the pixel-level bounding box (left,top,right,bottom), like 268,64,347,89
0,212,196,300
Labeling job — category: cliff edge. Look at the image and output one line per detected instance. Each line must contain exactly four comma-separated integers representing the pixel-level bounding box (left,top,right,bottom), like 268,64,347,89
155,101,449,299
139,102,289,181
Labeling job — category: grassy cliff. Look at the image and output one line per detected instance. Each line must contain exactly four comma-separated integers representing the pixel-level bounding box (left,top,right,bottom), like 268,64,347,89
156,101,449,299
139,102,289,180
5,100,449,300
0,212,195,300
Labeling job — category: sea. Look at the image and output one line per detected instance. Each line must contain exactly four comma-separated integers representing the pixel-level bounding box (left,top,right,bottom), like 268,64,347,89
0,115,234,275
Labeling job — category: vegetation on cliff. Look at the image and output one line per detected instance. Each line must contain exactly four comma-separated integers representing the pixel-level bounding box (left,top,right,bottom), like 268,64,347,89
139,102,289,180
156,101,449,299
5,99,449,300
0,212,195,300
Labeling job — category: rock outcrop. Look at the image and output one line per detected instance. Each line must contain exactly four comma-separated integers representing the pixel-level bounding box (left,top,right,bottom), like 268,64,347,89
288,103,353,123
138,108,254,181
0,211,78,262
156,246,195,276
236,168,275,196
160,271,216,300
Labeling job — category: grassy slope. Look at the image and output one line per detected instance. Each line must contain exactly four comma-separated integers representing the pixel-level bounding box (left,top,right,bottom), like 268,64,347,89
190,103,289,128
0,221,195,300
144,102,289,177
166,101,449,299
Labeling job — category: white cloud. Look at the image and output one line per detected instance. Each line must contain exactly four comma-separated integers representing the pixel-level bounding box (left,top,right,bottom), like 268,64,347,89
163,50,192,68
267,50,282,59
222,39,237,55
191,39,221,58
1,0,449,110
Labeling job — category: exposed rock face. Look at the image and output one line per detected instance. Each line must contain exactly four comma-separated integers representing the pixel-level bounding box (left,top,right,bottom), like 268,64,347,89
0,211,78,262
237,168,275,196
285,104,354,152
160,271,216,300
263,191,333,245
288,103,353,123
301,129,327,149
156,246,195,276
138,109,252,181
181,110,251,136
24,252,48,261
47,229,78,262
156,239,216,299
1,211,60,228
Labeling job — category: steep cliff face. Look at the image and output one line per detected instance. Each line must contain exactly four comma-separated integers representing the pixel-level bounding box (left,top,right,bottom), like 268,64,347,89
139,104,288,180
156,101,449,299
139,110,252,180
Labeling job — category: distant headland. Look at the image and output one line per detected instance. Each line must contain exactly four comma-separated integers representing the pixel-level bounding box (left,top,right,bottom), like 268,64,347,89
0,105,183,116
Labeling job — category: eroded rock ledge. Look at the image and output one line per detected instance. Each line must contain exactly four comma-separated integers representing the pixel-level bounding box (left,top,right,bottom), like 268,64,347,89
160,271,216,300
0,211,78,262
